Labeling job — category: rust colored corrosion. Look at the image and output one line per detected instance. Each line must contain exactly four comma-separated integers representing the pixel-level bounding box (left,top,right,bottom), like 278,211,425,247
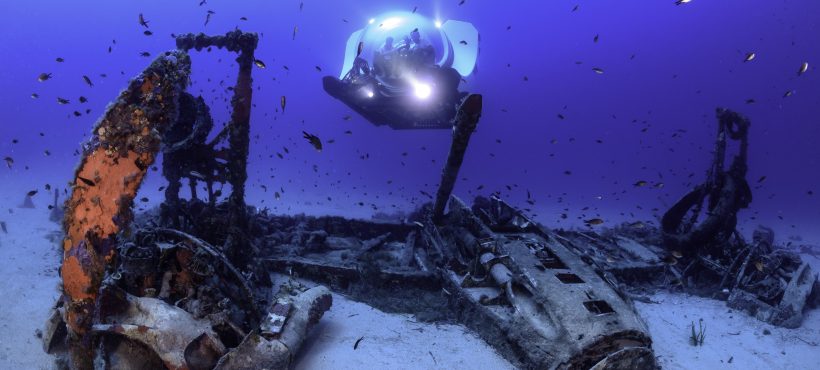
61,51,191,368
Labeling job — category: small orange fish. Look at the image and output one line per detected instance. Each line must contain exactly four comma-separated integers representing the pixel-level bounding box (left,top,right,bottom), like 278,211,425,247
584,218,604,225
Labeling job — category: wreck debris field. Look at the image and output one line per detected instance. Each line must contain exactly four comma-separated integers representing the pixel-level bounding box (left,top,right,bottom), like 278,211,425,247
1,1,819,370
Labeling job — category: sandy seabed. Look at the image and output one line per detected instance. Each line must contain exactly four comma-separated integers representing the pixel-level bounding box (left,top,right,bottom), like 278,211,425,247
1,205,818,370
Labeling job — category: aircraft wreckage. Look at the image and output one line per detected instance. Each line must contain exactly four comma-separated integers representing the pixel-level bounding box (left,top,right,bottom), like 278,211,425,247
42,30,818,370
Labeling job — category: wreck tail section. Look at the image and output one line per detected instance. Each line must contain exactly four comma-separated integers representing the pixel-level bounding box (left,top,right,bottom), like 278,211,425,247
61,51,191,368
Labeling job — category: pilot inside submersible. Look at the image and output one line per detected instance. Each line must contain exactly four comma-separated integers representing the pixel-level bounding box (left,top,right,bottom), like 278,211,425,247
323,12,479,130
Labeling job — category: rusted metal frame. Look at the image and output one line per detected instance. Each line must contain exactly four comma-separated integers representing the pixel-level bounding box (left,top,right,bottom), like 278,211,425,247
175,31,257,212
175,31,258,281
662,108,752,257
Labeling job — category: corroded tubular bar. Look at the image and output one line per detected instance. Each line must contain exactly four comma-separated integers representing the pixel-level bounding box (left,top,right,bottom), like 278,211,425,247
433,94,483,222
61,51,191,369
175,30,258,55
227,44,255,209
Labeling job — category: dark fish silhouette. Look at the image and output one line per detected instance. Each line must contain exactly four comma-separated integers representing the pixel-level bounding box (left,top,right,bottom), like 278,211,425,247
77,176,96,187
138,13,149,28
205,10,214,26
302,131,322,152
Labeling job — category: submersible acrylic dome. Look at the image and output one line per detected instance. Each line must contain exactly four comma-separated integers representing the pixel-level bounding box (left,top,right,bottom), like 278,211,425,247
337,11,479,79
324,11,480,129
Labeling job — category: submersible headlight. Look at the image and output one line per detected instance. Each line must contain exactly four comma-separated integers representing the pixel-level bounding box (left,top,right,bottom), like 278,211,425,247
410,78,433,100
407,77,432,100
413,82,432,100
359,86,374,98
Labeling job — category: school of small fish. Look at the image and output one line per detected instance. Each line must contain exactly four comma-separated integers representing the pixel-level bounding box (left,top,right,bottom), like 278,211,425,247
2,1,813,231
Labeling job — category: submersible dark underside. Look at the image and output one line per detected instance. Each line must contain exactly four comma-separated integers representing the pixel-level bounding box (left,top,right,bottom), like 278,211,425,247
41,30,817,370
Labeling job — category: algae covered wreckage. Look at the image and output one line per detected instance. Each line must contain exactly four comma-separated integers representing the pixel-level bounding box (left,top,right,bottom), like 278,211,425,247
41,31,818,370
